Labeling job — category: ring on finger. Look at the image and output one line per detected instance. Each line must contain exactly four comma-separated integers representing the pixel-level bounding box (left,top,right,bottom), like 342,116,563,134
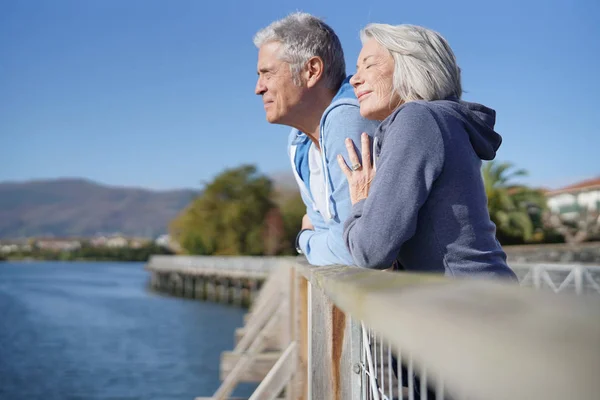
351,163,361,171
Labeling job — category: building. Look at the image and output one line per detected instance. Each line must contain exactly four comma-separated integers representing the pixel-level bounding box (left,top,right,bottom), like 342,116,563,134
546,177,600,220
35,239,82,252
545,177,600,243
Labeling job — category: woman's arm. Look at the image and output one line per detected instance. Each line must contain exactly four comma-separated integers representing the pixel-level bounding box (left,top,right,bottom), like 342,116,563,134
341,102,445,269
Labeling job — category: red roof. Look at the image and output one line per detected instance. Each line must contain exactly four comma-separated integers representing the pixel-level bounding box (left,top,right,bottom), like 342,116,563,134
547,177,600,195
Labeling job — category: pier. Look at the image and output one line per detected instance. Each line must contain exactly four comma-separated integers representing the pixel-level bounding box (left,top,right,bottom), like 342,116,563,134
146,256,600,400
147,255,284,306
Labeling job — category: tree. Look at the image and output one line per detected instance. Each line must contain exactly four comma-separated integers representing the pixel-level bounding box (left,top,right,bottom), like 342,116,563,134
279,193,306,255
545,206,600,244
263,208,285,255
170,165,275,255
482,161,547,244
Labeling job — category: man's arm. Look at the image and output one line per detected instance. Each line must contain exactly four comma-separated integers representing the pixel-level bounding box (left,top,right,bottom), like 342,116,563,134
298,104,380,266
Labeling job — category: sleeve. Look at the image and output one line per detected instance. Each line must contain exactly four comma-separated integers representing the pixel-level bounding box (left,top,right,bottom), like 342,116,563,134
298,104,381,266
343,102,445,269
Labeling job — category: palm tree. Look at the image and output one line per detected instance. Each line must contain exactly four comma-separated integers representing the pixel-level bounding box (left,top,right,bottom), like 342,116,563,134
482,161,547,243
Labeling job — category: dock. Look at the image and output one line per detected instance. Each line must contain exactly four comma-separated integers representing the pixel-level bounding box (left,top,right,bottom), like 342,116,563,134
146,256,600,400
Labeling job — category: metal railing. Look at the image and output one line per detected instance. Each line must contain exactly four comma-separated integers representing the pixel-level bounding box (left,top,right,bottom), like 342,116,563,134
357,262,600,400
512,262,600,295
297,262,600,400
192,258,600,400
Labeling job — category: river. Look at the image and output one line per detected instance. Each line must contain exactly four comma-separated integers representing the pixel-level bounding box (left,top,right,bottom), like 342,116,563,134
0,261,255,400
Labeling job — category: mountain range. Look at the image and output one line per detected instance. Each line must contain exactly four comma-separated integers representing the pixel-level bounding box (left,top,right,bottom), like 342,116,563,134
0,178,199,239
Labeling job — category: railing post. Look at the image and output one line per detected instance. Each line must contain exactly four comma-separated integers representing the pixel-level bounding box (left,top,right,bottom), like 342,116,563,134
573,266,584,295
532,264,542,289
348,317,363,400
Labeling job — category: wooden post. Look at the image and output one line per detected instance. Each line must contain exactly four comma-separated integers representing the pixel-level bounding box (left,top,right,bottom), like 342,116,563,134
206,278,215,301
235,279,242,306
184,275,194,298
297,274,309,400
194,277,204,299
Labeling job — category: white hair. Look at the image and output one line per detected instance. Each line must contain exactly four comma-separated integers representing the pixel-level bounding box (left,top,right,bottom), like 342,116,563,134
254,12,346,90
360,24,462,101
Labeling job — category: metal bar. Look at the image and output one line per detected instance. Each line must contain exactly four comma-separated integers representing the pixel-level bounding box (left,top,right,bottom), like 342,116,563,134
556,269,575,292
398,350,404,400
362,323,380,400
408,356,414,400
573,266,583,295
380,333,384,397
584,269,600,293
541,270,559,292
420,366,427,400
388,342,392,400
532,265,542,289
307,282,312,400
435,378,445,400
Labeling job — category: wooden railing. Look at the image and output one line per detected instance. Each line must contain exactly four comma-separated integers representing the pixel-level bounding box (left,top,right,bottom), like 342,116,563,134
194,258,600,400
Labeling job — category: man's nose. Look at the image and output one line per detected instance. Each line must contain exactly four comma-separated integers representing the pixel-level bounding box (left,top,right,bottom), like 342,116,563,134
255,77,266,95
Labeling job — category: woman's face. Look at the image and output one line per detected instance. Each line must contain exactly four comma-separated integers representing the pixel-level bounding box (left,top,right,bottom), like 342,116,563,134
350,38,401,121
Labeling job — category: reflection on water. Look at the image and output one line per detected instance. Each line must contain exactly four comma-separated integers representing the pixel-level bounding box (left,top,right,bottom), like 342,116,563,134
0,261,255,400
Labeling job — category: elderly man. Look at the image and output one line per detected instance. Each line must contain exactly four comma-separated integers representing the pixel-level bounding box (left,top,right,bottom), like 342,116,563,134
254,13,379,266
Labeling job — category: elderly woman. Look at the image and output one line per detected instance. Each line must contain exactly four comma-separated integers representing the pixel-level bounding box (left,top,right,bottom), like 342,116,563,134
337,23,516,279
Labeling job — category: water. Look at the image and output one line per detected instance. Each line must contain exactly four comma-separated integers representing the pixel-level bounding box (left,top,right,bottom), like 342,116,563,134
0,261,256,400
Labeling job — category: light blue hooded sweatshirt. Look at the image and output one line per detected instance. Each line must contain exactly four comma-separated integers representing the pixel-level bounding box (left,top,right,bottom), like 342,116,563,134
288,77,380,266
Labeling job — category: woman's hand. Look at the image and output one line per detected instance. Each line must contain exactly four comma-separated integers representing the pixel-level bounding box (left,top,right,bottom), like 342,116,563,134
337,132,376,205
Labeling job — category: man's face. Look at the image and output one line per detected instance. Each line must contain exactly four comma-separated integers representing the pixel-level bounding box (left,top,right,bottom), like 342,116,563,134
255,41,306,125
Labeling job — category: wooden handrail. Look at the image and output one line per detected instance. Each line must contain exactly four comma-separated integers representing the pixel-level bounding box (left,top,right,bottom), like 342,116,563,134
150,255,600,400
295,261,600,400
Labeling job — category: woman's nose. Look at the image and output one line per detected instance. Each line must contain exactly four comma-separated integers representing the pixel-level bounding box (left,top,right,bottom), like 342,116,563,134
350,72,362,88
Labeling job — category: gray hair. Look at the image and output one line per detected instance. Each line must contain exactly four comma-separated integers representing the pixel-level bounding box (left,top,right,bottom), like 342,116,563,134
254,12,346,90
360,24,462,101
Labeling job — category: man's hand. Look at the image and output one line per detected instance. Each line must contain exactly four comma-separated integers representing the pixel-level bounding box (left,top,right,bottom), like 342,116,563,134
301,214,314,230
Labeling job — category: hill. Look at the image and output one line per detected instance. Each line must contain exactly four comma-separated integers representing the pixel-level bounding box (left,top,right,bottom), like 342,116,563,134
0,178,198,239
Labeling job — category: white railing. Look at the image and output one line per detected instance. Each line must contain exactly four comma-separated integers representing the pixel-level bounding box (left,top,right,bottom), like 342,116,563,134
361,324,443,400
358,262,600,400
512,262,600,295
191,258,600,400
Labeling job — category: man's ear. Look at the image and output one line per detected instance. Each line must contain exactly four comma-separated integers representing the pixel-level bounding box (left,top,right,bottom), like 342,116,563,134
304,56,324,88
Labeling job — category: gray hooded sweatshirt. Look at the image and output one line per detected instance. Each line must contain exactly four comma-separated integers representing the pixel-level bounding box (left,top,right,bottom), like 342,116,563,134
343,99,517,279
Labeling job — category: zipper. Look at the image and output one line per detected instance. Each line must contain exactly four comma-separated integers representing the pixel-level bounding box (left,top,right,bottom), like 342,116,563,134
319,123,333,221
289,142,318,211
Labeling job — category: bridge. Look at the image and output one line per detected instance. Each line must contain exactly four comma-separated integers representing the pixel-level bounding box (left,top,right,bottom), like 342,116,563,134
146,256,600,400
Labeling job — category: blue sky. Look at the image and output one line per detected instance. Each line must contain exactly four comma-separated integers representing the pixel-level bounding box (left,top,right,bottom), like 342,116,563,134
1,0,598,191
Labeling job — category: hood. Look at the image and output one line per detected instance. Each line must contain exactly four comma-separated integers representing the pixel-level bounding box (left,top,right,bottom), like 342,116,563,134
290,75,359,147
443,98,502,160
330,76,357,104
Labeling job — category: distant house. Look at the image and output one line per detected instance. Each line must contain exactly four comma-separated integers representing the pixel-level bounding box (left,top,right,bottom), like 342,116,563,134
129,238,150,249
155,234,170,248
546,177,600,220
0,239,31,254
105,236,129,248
36,239,82,252
155,234,180,252
545,177,600,243
90,236,108,247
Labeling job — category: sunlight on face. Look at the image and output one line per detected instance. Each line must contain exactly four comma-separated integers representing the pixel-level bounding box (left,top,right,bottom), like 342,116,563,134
350,39,401,121
255,41,305,125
